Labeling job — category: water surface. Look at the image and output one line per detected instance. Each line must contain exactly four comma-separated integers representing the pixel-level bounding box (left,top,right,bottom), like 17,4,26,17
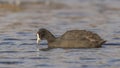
0,0,120,68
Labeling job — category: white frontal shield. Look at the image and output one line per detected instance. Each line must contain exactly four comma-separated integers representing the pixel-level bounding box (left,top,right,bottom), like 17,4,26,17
37,33,41,44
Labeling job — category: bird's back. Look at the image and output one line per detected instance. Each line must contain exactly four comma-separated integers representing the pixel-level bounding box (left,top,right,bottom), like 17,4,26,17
61,30,102,40
49,30,105,48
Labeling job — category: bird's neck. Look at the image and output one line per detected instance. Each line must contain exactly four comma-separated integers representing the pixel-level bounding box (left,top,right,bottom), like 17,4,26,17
45,31,56,43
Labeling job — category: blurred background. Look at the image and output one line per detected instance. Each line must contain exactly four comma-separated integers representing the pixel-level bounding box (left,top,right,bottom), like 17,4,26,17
0,0,119,42
0,0,119,68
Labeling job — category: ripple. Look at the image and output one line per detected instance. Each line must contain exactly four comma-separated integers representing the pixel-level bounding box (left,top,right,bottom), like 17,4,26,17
0,61,23,65
35,64,53,67
112,38,120,40
104,43,120,46
28,57,49,60
81,65,89,68
63,61,80,64
114,31,120,33
39,48,51,51
16,32,28,36
0,42,16,45
0,51,36,53
81,64,112,68
23,51,37,53
20,43,36,45
40,43,47,45
56,12,89,17
30,39,36,41
80,58,99,60
3,38,21,41
109,59,120,63
0,51,19,53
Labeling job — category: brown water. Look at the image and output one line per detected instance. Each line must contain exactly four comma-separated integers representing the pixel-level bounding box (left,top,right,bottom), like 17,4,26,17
0,0,120,68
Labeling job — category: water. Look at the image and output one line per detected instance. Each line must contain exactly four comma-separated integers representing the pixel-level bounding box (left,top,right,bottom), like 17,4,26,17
0,0,120,68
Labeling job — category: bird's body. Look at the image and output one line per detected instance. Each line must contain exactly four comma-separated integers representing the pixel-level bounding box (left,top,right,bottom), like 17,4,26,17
37,28,106,49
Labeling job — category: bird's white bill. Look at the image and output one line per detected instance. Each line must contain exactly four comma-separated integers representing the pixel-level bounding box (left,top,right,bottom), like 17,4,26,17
37,33,41,44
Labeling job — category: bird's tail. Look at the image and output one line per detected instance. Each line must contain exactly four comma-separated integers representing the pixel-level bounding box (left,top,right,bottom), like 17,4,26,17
98,40,106,47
